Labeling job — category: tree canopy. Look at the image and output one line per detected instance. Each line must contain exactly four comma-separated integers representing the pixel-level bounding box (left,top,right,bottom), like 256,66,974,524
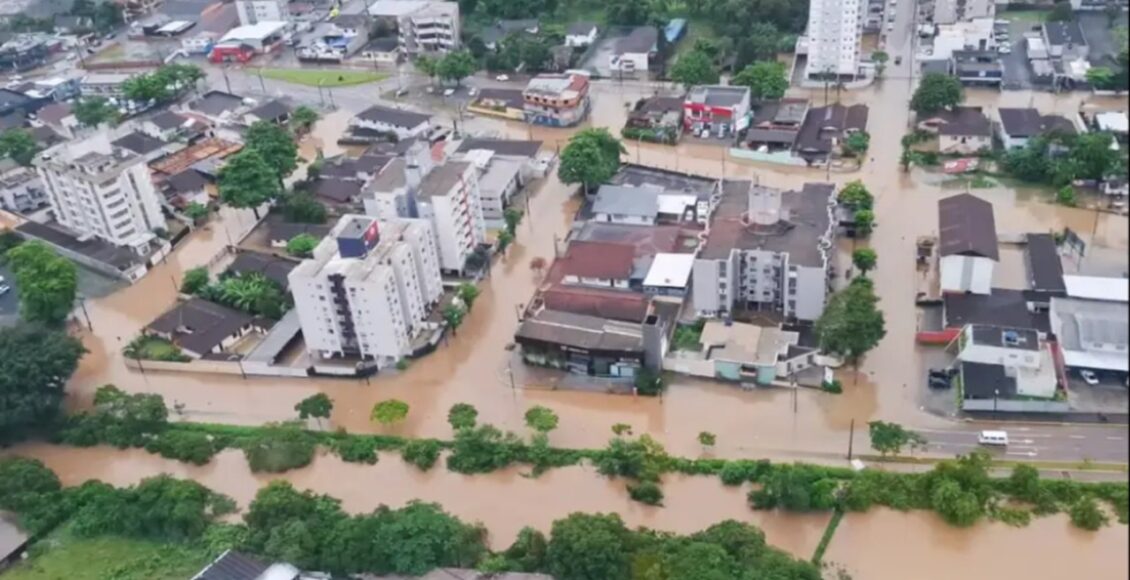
546,513,632,580
815,278,886,363
837,180,874,210
670,50,720,87
290,106,320,133
72,97,120,128
0,129,40,166
523,406,559,433
447,403,479,430
437,51,477,85
0,324,85,441
732,61,789,100
558,129,625,193
287,233,319,257
295,393,333,422
218,149,280,217
852,248,878,275
868,421,927,456
5,241,78,325
245,121,299,187
371,399,410,427
910,73,964,114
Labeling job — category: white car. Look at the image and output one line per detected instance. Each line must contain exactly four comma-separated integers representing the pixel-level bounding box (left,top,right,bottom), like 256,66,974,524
998,45,1012,54
1081,370,1100,385
443,88,455,97
495,74,510,81
0,284,10,296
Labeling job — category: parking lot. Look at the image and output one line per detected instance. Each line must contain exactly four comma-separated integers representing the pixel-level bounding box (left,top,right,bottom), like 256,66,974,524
1066,369,1130,414
999,16,1038,90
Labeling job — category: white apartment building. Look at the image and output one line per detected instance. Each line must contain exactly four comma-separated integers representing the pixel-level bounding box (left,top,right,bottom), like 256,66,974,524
415,161,486,275
693,182,837,322
369,0,461,54
452,148,524,229
933,0,994,25
288,215,443,366
804,0,863,79
235,0,289,26
34,133,164,254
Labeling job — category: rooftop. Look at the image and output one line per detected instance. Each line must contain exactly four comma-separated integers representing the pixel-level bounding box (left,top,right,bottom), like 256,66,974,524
944,289,1051,333
998,108,1076,138
455,138,542,157
165,168,209,193
192,549,291,580
111,131,168,155
220,21,288,43
686,85,750,108
969,324,1041,351
247,99,292,122
0,513,28,563
35,101,72,125
265,216,332,242
515,309,644,353
795,104,869,155
699,181,835,267
700,320,799,367
938,193,998,260
924,106,992,137
567,21,598,35
146,298,263,356
227,250,297,288
16,220,144,272
1025,233,1066,294
557,240,637,280
355,104,432,128
960,361,1018,399
470,88,526,109
616,26,658,54
313,177,363,203
1050,296,1129,372
609,164,716,200
592,184,662,218
539,285,651,322
417,161,470,198
642,252,695,288
1043,20,1086,47
1062,275,1130,302
190,90,245,117
524,73,589,97
571,222,682,257
148,109,190,131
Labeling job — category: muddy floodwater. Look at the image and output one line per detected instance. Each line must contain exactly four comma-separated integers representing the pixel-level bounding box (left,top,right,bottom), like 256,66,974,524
9,443,1128,579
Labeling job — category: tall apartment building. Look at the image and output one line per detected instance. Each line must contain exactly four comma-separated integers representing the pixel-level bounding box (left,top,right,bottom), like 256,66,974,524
288,215,443,366
369,0,461,54
34,133,164,254
804,0,863,80
933,0,994,24
235,0,289,26
692,182,837,322
415,161,486,275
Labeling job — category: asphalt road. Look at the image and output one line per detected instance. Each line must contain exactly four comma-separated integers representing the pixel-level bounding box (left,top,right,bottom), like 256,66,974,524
920,424,1130,463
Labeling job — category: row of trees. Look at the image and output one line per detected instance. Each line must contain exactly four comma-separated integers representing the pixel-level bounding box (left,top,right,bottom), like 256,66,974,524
1002,131,1126,187
415,51,478,86
669,51,789,101
120,63,205,104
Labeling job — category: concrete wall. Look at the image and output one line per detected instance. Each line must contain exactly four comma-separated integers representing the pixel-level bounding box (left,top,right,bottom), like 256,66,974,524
124,357,310,377
692,258,729,316
729,148,808,167
940,254,993,295
962,398,1070,413
939,134,992,154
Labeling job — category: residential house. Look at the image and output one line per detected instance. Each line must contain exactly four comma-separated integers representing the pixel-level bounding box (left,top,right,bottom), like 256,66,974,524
592,184,661,225
0,158,46,213
523,73,591,127
996,107,1077,150
1042,21,1089,61
163,168,210,206
191,550,301,580
681,320,817,385
369,0,461,55
623,95,683,144
227,250,298,289
952,50,1003,86
188,90,248,123
745,99,809,153
957,324,1062,411
566,22,599,47
918,106,992,154
34,102,79,139
1024,233,1067,296
556,240,636,289
351,105,432,140
244,99,292,125
609,26,658,75
146,297,271,359
794,103,869,163
683,85,751,139
359,37,401,66
938,193,997,295
0,34,49,72
111,130,178,162
80,71,136,98
692,182,837,321
142,110,194,141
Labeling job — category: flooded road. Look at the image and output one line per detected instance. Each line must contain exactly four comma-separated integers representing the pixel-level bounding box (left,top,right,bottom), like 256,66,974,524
62,67,1129,464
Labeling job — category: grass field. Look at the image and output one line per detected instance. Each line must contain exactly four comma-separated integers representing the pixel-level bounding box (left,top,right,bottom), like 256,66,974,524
4,527,213,580
257,68,388,87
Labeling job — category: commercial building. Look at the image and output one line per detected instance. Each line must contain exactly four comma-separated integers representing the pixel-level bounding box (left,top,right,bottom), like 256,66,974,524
938,193,997,295
951,50,1003,86
682,85,751,139
515,309,667,377
692,181,837,322
933,0,994,25
235,0,289,25
1042,21,1089,61
289,215,444,367
523,73,591,127
80,72,137,99
804,0,863,79
369,0,461,55
34,133,165,254
298,15,372,62
666,320,818,385
1050,279,1129,374
956,324,1062,411
454,146,531,229
414,161,486,274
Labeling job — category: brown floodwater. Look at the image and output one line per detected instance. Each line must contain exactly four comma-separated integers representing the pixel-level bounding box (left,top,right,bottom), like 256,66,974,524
826,509,1130,580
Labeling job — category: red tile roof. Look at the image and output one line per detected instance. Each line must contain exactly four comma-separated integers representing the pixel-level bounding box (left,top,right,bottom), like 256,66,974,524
540,285,650,322
556,241,636,280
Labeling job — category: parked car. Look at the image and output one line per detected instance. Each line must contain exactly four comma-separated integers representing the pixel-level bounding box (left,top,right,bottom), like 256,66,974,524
443,88,455,97
998,45,1012,54
0,284,10,296
495,74,510,81
1080,369,1100,385
928,375,951,389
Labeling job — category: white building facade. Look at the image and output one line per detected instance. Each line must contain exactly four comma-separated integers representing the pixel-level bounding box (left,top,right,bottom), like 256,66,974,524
235,0,289,26
289,215,443,366
34,134,164,253
804,0,862,79
933,0,994,25
415,161,486,275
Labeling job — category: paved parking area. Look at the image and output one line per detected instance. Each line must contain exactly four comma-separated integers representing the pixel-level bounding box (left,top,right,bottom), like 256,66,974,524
1067,372,1130,413
1000,18,1037,90
1077,12,1123,67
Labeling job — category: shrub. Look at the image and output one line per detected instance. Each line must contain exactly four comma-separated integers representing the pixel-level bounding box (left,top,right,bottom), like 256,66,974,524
402,439,442,471
181,266,210,295
1069,496,1108,531
446,424,523,474
242,423,317,473
821,379,843,394
627,481,664,506
634,369,665,397
146,430,220,465
447,403,479,430
718,460,769,486
333,436,378,464
593,435,668,482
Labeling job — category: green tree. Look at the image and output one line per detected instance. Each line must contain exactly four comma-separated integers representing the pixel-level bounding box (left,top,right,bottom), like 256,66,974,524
503,207,523,235
447,403,479,430
245,121,299,188
457,282,480,309
837,181,874,210
443,303,467,333
5,241,78,325
1056,185,1078,206
852,248,877,276
1070,496,1108,530
371,399,409,427
280,192,328,224
243,422,318,473
634,367,664,396
445,424,524,474
0,129,40,166
204,273,288,318
698,431,717,448
606,0,654,25
815,278,886,364
546,513,631,580
72,97,119,127
218,149,279,218
910,73,964,114
843,132,871,157
558,128,625,194
524,405,559,433
0,324,82,442
867,421,927,456
872,50,890,79
294,393,333,427
401,439,442,470
670,50,720,87
290,105,320,133
497,229,514,253
415,55,439,82
732,61,789,100
498,526,548,572
664,542,737,580
1048,1,1073,21
1069,132,1120,180
853,209,875,237
611,423,633,437
287,233,319,257
0,325,85,438
1086,66,1116,90
437,50,478,85
627,480,664,506
183,201,210,223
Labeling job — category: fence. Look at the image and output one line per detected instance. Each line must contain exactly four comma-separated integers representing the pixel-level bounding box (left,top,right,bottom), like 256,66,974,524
961,398,1071,413
728,148,808,167
124,357,309,378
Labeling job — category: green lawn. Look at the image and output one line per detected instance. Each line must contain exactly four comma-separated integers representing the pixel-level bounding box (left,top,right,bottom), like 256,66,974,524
257,68,388,87
125,335,190,362
999,9,1049,23
4,528,213,580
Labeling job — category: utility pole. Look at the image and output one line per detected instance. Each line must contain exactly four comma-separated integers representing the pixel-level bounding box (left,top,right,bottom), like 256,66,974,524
221,65,233,94
791,377,798,414
847,418,855,460
257,68,267,93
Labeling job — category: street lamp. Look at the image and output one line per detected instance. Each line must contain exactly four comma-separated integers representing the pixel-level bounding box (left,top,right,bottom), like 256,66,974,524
993,388,1000,414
